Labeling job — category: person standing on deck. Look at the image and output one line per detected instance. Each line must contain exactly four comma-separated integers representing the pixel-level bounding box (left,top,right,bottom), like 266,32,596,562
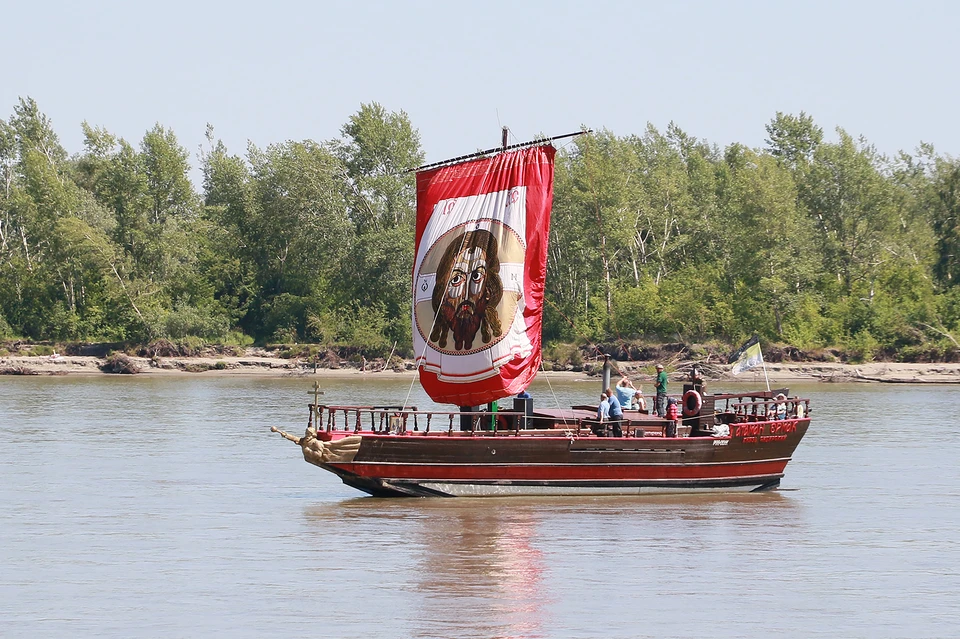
594,393,611,436
605,388,624,437
614,377,635,410
655,364,668,417
597,393,610,421
665,397,680,437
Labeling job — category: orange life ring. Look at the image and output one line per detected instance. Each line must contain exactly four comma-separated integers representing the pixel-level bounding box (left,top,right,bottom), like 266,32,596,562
682,390,702,417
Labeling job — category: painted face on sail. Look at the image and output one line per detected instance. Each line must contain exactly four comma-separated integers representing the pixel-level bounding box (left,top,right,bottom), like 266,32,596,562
438,246,490,351
444,246,488,319
430,229,504,352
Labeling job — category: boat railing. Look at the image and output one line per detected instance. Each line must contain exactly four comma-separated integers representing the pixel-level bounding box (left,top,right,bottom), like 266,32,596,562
305,395,810,436
309,404,534,436
726,397,811,421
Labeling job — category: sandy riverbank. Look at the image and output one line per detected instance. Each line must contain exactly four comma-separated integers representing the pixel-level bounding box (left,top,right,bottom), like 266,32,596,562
3,353,960,384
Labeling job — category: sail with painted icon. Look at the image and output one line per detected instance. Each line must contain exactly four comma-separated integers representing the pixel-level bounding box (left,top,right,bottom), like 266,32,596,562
412,145,555,406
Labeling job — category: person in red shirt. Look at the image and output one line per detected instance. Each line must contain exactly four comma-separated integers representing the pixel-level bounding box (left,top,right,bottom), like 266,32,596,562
665,397,680,437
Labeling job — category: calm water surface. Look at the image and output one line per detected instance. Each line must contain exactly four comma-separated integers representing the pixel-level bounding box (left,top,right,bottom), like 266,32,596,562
1,375,958,638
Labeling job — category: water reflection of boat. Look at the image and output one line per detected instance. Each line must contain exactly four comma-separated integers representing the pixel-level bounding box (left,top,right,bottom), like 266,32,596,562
412,502,546,638
302,499,554,636
272,134,811,497
298,494,802,637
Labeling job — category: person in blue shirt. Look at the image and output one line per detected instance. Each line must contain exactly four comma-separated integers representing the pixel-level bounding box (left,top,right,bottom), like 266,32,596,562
614,377,635,409
592,392,611,436
597,393,610,421
605,387,624,437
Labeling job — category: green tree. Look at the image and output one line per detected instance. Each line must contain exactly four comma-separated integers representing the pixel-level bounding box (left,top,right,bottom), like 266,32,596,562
335,102,423,232
801,130,898,294
717,146,819,339
551,130,633,328
229,140,354,340
73,122,204,339
765,111,823,169
200,133,258,328
928,157,960,286
0,98,88,338
333,103,424,346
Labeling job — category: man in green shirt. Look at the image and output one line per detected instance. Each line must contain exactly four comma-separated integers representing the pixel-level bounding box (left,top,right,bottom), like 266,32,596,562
655,363,668,417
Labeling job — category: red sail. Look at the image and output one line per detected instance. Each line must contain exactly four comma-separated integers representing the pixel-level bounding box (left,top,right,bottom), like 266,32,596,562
412,145,555,406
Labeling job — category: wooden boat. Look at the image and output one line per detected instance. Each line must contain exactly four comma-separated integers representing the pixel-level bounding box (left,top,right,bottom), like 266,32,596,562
271,133,811,497
272,379,810,497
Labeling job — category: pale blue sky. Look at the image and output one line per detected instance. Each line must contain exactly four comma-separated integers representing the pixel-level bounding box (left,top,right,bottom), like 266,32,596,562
3,0,956,181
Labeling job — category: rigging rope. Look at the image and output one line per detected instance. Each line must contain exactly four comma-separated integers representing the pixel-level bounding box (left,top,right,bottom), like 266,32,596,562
538,358,579,440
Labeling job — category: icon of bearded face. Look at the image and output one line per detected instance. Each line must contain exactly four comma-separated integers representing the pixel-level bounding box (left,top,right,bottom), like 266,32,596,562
429,229,503,351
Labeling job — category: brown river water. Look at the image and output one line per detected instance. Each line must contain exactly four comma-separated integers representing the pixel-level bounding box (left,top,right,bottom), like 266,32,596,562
1,375,958,638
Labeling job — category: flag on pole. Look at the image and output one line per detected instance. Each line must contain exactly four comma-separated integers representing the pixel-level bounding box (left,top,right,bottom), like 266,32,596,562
729,335,763,375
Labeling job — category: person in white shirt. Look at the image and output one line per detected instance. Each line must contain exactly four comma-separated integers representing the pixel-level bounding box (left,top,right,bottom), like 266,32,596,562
632,388,647,412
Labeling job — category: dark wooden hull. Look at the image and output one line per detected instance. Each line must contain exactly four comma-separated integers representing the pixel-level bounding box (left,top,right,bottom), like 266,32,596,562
307,417,810,497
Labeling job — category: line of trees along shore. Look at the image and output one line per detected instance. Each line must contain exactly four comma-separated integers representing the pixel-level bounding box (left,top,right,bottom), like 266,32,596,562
2,97,960,362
